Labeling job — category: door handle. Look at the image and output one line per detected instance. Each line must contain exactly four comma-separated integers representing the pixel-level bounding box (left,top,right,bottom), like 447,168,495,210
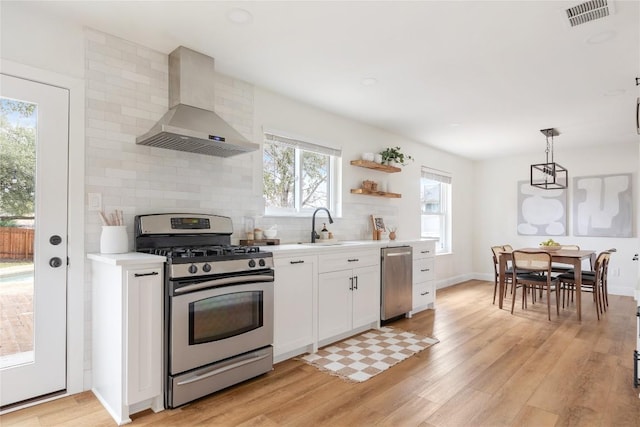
49,235,62,245
354,275,358,290
49,257,63,268
349,277,353,290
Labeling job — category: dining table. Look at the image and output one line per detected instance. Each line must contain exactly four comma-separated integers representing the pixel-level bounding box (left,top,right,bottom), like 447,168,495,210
498,247,595,321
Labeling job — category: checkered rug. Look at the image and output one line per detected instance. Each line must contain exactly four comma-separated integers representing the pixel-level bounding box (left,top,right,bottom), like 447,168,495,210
300,327,439,382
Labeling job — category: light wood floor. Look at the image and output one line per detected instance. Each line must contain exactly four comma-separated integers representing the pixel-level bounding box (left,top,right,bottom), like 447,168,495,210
2,280,639,426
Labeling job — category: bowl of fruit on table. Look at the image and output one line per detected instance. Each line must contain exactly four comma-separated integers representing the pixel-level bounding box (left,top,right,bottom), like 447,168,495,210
540,239,561,251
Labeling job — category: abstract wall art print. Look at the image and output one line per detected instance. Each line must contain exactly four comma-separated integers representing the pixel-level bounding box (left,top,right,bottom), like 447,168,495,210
517,180,567,236
573,173,632,237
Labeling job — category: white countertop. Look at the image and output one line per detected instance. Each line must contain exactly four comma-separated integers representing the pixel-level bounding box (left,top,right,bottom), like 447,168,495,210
87,252,166,265
258,238,434,255
86,239,435,262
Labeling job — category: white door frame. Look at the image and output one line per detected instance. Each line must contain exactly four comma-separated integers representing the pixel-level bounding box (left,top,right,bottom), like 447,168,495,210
0,59,85,409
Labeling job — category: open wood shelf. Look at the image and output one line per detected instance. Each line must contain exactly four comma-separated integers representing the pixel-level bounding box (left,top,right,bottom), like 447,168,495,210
350,188,402,198
350,160,401,173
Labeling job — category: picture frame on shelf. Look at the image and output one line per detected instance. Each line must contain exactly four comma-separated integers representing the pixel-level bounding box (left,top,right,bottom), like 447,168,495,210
370,215,386,240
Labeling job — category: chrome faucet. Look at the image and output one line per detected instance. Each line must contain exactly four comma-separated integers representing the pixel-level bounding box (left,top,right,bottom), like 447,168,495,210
311,207,334,243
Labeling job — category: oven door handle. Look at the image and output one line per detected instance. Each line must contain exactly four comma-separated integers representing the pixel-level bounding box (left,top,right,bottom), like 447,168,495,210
173,274,274,294
176,353,271,386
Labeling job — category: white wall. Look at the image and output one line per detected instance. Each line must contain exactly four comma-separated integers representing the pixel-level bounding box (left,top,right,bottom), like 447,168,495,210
473,142,639,296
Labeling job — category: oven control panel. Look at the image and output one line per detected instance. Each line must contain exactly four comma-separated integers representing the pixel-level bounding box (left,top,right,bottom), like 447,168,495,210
170,256,274,279
171,217,210,229
137,213,233,235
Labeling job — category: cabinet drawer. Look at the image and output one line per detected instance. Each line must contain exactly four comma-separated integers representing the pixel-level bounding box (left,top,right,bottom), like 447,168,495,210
413,240,436,260
413,257,434,282
413,281,435,309
319,249,379,273
274,255,316,268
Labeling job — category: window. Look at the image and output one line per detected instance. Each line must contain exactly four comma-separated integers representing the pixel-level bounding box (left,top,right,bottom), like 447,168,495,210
263,131,341,216
420,167,451,253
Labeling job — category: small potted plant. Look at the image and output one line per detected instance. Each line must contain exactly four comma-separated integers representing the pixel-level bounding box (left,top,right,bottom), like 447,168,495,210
379,146,413,166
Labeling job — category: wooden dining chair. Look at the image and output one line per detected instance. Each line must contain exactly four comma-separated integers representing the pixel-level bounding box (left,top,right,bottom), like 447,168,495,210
510,250,560,320
491,245,512,304
557,251,611,320
562,248,615,312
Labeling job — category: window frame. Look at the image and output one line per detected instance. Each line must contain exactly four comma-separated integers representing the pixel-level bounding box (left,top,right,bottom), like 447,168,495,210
420,167,452,253
263,130,342,217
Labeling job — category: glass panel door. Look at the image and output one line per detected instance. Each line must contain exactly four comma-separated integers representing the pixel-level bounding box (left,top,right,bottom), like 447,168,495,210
0,74,69,407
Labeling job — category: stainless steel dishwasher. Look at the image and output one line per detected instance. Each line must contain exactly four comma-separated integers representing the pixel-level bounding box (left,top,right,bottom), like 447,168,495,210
381,246,413,321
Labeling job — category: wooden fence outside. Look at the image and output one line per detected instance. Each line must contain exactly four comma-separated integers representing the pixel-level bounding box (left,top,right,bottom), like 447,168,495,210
0,227,35,260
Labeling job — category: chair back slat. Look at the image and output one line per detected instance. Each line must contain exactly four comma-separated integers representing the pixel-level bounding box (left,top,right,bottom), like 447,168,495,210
512,250,552,272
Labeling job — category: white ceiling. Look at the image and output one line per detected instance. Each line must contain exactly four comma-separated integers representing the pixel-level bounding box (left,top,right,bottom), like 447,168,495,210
14,0,640,160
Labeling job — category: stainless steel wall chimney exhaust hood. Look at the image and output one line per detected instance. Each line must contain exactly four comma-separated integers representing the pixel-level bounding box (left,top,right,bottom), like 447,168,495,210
136,46,259,157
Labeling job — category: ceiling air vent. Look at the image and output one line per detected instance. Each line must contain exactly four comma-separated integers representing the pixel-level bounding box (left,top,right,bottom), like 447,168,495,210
565,0,614,27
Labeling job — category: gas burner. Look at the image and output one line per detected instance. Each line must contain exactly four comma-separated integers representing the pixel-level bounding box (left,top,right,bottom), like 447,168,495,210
147,245,262,260
175,248,208,258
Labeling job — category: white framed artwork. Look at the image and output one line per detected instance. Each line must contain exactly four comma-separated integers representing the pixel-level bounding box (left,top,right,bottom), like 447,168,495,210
517,180,567,236
573,173,632,237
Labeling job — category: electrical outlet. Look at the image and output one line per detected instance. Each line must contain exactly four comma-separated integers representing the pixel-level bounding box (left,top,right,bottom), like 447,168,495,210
88,192,102,211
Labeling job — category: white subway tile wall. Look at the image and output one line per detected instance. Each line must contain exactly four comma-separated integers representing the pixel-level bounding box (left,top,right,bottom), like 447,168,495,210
85,29,260,243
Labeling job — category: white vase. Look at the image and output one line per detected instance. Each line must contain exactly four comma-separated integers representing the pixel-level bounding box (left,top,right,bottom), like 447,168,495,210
100,226,128,254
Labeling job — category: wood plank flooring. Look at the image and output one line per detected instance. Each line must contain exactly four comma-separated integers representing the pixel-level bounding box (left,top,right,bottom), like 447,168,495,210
2,279,639,426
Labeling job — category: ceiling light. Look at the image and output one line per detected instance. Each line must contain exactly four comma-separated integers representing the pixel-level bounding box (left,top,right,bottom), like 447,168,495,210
361,77,378,86
227,8,253,24
530,128,567,190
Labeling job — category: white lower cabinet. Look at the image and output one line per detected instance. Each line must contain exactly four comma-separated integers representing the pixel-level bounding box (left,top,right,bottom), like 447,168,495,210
273,254,316,362
411,240,436,314
89,253,165,425
318,249,380,345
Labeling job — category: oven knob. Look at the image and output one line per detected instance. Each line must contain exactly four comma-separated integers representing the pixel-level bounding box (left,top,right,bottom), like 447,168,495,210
259,259,266,267
188,264,198,274
202,263,211,273
248,259,256,268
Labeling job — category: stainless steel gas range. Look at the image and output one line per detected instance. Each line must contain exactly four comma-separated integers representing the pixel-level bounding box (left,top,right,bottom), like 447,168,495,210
134,213,274,408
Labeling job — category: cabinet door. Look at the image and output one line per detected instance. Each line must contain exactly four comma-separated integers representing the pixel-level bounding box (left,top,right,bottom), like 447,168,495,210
273,256,315,356
351,265,380,330
125,267,162,405
318,270,353,341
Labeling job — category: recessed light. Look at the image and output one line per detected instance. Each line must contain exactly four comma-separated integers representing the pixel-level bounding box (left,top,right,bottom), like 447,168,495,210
227,8,253,24
361,77,378,86
586,30,616,45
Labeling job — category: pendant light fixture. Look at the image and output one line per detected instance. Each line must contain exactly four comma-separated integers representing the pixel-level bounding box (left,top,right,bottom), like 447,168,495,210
530,128,567,189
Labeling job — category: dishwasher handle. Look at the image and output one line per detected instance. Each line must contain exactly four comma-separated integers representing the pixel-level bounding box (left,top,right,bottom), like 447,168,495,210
385,251,412,257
